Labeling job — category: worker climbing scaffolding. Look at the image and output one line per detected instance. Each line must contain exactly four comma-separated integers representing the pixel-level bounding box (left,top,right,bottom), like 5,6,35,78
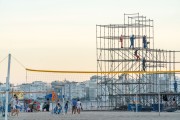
143,35,147,48
142,57,146,71
130,34,135,48
120,35,123,48
142,35,150,49
134,49,140,60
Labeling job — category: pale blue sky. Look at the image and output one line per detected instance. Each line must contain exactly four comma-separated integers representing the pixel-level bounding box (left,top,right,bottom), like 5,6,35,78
0,0,180,84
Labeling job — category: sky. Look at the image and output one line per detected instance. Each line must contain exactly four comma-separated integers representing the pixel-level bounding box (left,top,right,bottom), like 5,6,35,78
0,0,180,84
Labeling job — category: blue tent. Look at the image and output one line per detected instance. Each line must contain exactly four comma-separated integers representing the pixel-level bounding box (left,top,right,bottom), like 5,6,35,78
45,94,65,99
45,94,52,99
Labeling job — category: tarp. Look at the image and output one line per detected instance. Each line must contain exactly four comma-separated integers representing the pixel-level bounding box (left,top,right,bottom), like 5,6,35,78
45,94,52,99
45,94,65,99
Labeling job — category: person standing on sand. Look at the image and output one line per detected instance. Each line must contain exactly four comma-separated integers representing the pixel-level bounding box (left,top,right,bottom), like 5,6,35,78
72,99,77,114
64,101,68,114
11,94,17,116
76,99,82,114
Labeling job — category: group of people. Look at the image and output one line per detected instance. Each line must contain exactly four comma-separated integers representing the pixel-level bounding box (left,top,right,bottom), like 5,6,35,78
119,34,148,71
53,99,62,114
72,99,82,114
8,96,83,116
52,98,83,115
25,100,40,112
53,98,83,115
119,34,150,49
53,100,69,114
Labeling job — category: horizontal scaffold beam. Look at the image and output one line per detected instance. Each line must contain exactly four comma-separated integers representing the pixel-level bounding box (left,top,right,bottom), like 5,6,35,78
96,24,153,28
124,13,139,15
98,82,151,85
128,16,145,18
97,59,180,63
97,47,180,52
97,36,153,39
135,19,153,22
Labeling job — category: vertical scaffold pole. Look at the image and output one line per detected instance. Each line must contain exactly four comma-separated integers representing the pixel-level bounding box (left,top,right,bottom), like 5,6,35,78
5,54,11,120
160,51,162,115
158,86,161,116
136,93,138,113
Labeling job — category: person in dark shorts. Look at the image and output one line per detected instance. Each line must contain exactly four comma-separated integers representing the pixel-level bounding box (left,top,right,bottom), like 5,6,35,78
64,101,69,114
72,99,77,114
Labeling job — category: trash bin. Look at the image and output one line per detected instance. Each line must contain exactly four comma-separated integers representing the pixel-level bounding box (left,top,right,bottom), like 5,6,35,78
128,104,142,112
152,104,163,112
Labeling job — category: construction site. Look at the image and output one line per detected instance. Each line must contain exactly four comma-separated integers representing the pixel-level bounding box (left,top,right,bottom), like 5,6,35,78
96,13,180,111
1,13,180,120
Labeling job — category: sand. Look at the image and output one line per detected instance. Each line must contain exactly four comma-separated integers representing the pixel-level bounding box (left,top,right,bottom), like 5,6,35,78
0,111,180,120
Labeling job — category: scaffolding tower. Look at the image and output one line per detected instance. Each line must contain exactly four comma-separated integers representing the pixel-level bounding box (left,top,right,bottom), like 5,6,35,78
96,13,180,110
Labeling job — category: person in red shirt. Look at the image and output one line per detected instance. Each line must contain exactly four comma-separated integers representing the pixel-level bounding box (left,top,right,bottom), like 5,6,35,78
134,49,140,60
120,35,123,48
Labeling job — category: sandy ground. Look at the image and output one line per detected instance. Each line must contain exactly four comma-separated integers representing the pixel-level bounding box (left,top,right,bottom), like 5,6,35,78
0,111,180,120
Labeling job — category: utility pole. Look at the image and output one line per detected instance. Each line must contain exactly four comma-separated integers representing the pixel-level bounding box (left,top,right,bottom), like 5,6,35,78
5,54,11,120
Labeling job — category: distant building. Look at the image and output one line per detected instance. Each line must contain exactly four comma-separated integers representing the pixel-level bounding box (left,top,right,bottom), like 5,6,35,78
51,77,98,101
0,83,7,91
18,81,50,99
87,76,98,101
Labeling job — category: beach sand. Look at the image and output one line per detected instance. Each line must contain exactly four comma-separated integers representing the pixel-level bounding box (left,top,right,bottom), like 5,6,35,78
0,111,180,120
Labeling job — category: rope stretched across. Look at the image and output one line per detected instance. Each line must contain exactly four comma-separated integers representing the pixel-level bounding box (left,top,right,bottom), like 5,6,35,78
26,68,180,74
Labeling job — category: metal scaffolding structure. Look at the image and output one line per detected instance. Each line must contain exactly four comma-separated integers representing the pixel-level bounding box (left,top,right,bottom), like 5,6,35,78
96,13,180,110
